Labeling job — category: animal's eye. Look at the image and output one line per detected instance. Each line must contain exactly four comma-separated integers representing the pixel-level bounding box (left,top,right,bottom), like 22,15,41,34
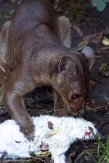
71,94,81,100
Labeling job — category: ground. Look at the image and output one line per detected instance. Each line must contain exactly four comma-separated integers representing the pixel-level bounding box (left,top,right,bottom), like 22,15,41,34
0,1,109,162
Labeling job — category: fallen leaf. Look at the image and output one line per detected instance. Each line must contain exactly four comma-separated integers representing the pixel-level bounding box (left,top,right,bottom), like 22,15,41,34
103,71,109,77
83,32,103,44
102,36,109,46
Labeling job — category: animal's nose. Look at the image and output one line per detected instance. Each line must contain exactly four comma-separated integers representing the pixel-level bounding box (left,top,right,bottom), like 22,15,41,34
77,101,86,117
68,106,80,115
69,101,85,115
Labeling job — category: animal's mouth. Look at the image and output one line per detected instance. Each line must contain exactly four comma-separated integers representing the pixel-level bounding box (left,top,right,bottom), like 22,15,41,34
62,97,85,116
67,106,79,115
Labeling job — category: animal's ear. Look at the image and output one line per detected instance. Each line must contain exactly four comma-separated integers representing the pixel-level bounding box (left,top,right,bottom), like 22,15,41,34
58,56,75,73
57,16,71,48
0,21,11,64
1,21,11,41
58,56,68,73
82,46,95,70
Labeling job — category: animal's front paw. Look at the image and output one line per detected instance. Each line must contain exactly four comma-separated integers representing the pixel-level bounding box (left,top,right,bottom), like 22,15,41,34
20,122,35,140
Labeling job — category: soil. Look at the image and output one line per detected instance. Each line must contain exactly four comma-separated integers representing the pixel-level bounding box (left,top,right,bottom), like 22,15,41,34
0,1,109,163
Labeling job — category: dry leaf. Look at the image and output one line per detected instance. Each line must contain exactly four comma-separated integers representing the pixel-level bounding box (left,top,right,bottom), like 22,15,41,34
102,36,109,46
83,32,103,44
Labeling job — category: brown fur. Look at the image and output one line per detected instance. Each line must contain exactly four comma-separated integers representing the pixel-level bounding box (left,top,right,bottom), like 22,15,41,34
0,0,94,139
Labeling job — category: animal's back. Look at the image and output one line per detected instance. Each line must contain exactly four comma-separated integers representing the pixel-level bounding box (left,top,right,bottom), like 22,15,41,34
6,0,58,69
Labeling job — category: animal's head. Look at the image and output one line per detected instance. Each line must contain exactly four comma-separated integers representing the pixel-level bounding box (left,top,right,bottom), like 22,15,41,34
56,46,95,115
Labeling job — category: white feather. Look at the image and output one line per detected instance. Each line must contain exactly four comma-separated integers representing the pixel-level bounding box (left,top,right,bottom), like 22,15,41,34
0,115,97,162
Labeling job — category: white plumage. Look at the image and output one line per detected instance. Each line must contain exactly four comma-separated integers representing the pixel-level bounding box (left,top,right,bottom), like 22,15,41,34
0,115,97,163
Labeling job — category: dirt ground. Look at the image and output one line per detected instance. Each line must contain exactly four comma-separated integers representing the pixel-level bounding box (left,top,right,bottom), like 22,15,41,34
0,1,109,162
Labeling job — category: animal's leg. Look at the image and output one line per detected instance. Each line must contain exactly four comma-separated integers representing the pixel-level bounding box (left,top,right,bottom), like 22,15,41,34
2,74,36,140
53,90,69,116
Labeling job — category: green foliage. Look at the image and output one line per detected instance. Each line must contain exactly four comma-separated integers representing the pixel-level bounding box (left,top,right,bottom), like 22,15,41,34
99,63,109,74
73,132,109,163
66,1,89,23
92,0,109,11
29,151,37,157
66,0,108,23
97,136,109,163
